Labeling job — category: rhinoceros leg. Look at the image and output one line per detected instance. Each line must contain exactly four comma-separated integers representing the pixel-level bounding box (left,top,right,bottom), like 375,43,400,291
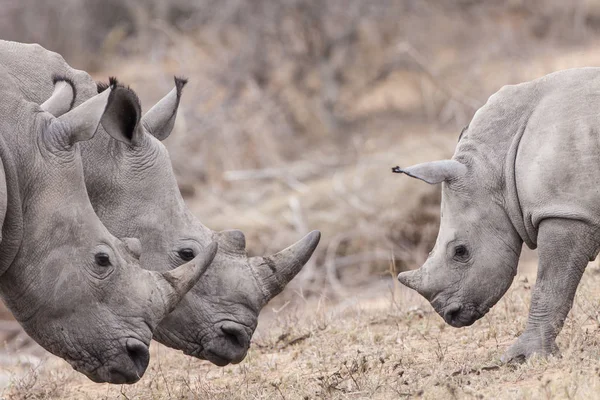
501,219,598,363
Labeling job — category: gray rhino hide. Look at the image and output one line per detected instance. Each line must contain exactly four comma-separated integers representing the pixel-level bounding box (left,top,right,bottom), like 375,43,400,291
0,40,321,366
396,67,600,362
0,53,213,384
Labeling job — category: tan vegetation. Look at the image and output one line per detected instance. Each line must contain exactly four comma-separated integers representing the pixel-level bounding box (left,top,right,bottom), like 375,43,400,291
4,0,600,398
7,259,600,399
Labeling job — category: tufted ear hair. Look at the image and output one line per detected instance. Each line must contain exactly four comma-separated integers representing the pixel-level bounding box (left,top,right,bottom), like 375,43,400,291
141,76,187,141
392,160,467,184
99,77,144,145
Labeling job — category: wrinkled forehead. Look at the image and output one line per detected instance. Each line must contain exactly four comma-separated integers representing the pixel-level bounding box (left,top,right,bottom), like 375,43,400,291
440,183,482,226
199,253,262,302
126,135,177,182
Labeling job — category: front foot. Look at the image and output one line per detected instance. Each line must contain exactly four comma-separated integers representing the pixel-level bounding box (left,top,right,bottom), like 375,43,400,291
501,332,559,364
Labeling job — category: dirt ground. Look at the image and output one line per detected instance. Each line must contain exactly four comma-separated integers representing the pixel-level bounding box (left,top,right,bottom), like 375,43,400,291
6,49,600,400
5,257,600,399
6,2,600,399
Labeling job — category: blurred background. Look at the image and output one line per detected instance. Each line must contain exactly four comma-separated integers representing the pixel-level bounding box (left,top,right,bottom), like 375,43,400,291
3,0,600,302
4,1,600,395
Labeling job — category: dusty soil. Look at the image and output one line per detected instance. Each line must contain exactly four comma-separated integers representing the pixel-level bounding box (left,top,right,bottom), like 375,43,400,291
5,257,600,399
5,4,600,398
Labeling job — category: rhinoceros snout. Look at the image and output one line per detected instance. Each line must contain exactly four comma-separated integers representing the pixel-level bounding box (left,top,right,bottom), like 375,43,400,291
221,322,250,350
125,338,150,379
440,303,480,328
443,303,462,326
79,338,150,384
202,321,252,366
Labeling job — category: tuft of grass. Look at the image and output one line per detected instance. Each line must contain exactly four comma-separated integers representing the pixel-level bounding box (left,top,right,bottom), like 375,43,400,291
6,261,600,399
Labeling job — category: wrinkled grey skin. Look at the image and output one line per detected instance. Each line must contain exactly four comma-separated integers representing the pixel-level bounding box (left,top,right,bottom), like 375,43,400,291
394,67,600,362
1,40,321,366
0,60,216,384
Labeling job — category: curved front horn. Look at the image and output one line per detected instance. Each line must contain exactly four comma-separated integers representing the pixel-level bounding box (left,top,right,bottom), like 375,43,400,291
158,242,218,313
250,231,321,301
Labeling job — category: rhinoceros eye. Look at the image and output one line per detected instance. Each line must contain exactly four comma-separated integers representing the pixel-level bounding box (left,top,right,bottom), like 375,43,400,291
453,245,469,262
95,252,111,267
178,248,195,262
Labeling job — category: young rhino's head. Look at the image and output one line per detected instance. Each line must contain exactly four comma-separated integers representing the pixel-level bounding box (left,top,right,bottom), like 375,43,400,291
393,159,522,327
79,78,320,365
0,79,216,384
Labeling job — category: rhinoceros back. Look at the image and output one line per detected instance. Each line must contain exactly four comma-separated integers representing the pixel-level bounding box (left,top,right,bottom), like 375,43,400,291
461,67,600,240
513,68,600,233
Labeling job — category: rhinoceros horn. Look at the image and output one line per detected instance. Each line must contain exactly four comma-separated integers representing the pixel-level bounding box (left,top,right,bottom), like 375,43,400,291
250,231,321,301
159,241,218,312
397,268,425,294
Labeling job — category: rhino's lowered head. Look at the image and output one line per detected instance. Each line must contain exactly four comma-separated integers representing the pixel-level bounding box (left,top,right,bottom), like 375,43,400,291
394,158,522,327
0,76,216,384
70,77,321,365
155,229,321,365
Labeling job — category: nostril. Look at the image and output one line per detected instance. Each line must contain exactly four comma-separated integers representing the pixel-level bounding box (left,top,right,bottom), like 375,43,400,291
126,338,150,377
221,325,246,348
444,304,462,324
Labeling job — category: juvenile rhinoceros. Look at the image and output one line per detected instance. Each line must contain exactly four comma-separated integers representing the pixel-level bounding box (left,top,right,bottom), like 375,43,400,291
393,67,600,361
0,40,321,366
0,64,216,383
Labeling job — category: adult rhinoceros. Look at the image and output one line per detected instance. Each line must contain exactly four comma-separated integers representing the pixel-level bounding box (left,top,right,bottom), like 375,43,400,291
0,40,321,366
0,63,216,383
394,67,600,362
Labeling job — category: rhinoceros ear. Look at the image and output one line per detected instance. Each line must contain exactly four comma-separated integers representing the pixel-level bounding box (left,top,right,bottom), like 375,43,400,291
40,76,76,117
99,77,144,145
392,160,467,184
141,76,187,141
46,85,112,146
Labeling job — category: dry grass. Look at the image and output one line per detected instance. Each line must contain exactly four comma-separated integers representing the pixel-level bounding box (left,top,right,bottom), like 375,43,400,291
5,258,600,399
6,2,600,285
5,2,600,398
